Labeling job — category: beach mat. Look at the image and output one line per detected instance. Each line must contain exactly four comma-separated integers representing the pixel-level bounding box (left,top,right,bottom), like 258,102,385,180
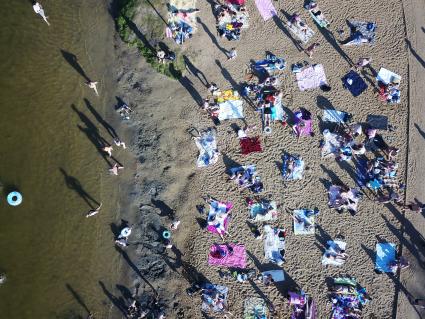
218,100,244,121
255,0,277,21
240,137,262,155
342,70,367,97
375,243,396,273
209,244,247,268
367,114,388,130
262,269,285,282
296,64,327,91
293,209,315,235
355,158,369,188
323,109,350,123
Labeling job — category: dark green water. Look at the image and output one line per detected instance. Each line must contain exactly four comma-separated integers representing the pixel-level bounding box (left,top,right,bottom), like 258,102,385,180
0,1,121,318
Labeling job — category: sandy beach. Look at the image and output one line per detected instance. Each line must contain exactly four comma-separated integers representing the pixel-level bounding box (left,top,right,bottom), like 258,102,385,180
108,0,425,318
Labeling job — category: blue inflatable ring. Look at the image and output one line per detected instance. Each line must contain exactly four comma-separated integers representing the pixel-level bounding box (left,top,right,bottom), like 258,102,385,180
7,191,22,206
162,230,171,239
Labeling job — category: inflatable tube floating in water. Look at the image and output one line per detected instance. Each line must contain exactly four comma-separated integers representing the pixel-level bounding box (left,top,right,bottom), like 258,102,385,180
120,227,132,238
162,230,171,239
7,191,22,206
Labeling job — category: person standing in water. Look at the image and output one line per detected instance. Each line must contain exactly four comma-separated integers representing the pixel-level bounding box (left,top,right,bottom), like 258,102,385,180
86,203,102,218
86,81,99,96
109,163,124,175
102,145,113,157
33,2,50,26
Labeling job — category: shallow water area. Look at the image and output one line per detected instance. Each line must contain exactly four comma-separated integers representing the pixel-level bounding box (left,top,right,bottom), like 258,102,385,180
0,1,120,318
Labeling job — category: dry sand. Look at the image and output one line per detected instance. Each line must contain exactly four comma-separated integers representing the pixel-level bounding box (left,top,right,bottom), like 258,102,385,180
109,0,425,317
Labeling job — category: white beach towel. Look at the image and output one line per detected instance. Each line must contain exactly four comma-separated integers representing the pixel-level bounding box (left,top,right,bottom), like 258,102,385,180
376,68,401,85
293,209,315,235
287,22,314,43
296,64,328,91
322,240,347,266
218,100,244,121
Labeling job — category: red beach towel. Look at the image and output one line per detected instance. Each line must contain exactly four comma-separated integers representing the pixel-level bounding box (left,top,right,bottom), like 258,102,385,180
240,137,262,155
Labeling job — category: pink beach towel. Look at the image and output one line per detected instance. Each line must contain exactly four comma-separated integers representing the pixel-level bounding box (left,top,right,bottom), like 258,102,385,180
165,27,173,38
208,244,247,268
294,119,313,137
296,64,328,91
255,0,277,21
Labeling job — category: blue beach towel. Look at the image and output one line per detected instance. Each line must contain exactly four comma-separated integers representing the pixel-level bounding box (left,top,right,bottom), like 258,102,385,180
342,70,368,97
355,159,369,188
375,243,396,273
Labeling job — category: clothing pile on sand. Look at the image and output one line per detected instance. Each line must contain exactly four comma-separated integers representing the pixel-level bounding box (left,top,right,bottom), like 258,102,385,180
214,0,249,41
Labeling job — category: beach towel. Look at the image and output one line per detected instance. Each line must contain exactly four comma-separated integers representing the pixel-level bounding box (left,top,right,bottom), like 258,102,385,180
293,209,315,235
240,137,262,155
377,68,401,85
367,115,388,130
309,10,329,28
244,297,268,319
296,64,327,91
201,284,228,312
253,56,286,75
375,243,396,273
348,20,376,44
208,244,247,268
293,112,313,137
255,0,277,21
207,200,232,236
262,269,285,282
195,130,219,168
323,110,351,123
287,21,315,44
250,201,278,222
355,159,369,188
263,225,286,265
271,96,286,121
282,154,305,180
342,70,368,97
322,240,347,266
228,0,245,5
328,186,360,212
218,100,244,121
321,129,340,158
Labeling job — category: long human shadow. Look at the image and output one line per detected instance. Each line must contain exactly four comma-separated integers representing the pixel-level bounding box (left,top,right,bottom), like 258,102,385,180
414,123,425,139
71,104,115,167
316,23,354,66
115,246,158,297
98,281,128,316
215,59,239,89
161,245,184,273
406,39,425,69
83,98,118,139
183,55,209,87
122,15,155,52
65,284,91,316
273,11,303,52
145,0,168,26
151,198,175,219
197,17,227,55
59,168,99,209
315,224,332,252
60,50,91,82
178,75,203,105
316,95,335,110
320,164,344,186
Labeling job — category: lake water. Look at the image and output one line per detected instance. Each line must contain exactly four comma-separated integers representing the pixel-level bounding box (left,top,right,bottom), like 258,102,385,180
0,1,121,318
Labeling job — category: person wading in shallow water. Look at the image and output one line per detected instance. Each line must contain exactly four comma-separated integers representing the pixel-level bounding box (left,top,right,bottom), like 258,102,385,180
109,163,124,176
86,203,102,218
86,81,99,96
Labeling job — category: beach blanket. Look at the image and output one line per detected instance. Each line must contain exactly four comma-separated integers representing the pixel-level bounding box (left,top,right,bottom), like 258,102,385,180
328,186,360,212
355,159,369,188
287,21,315,44
250,201,278,222
282,154,305,180
195,130,219,168
293,209,315,235
323,110,351,123
293,111,313,137
207,200,232,236
367,114,388,130
296,64,327,91
342,70,367,97
201,284,228,313
253,56,286,75
168,0,198,27
218,100,244,121
321,129,341,158
262,269,285,282
208,244,247,268
255,0,277,21
375,243,396,273
244,297,269,319
240,137,262,155
271,96,286,121
309,10,329,28
263,225,286,265
377,68,401,85
348,20,376,44
322,240,347,266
